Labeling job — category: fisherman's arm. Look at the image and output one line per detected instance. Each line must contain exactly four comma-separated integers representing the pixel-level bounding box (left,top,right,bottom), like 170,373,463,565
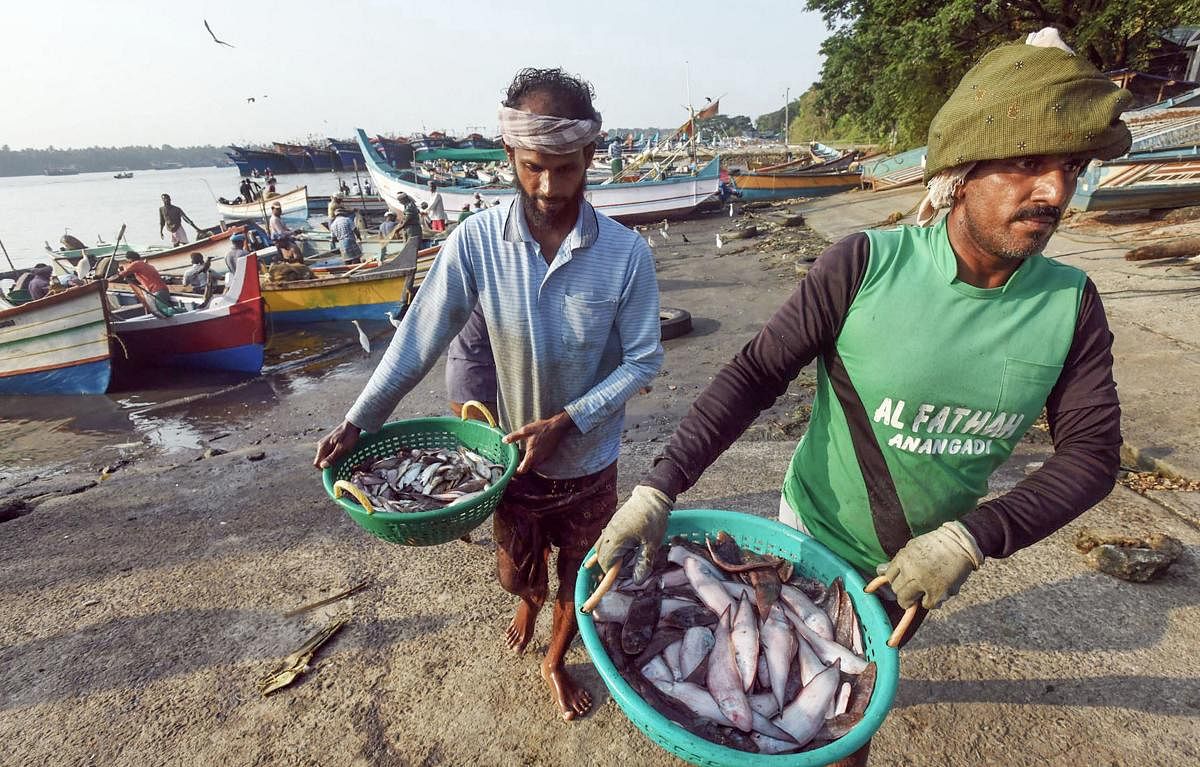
316,229,478,467
159,208,166,236
595,234,871,571
962,280,1121,557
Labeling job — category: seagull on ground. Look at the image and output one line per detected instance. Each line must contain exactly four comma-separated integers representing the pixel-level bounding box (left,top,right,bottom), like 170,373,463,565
681,233,690,243
351,320,370,354
204,20,235,47
716,233,724,249
729,203,734,217
646,235,654,248
385,310,401,328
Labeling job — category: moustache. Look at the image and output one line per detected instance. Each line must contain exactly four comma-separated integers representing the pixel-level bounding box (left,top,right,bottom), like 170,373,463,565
1012,205,1061,225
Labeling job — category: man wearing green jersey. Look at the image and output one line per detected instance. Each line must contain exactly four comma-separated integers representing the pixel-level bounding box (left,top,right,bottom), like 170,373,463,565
595,27,1132,654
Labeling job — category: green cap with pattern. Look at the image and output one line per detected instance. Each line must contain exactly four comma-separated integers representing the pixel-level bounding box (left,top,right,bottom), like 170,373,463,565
924,34,1133,182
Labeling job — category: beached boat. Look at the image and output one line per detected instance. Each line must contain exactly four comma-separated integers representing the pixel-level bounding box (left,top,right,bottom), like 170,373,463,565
0,281,113,395
216,185,309,223
261,237,436,323
730,167,862,201
108,255,266,374
861,147,926,190
309,194,390,218
114,172,134,179
1070,146,1200,212
50,226,265,281
355,129,720,222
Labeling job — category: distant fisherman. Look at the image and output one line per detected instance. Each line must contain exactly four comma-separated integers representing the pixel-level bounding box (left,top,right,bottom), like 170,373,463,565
182,252,210,293
426,181,447,232
330,207,362,263
596,29,1132,762
223,232,250,280
26,264,54,300
269,202,301,262
397,193,422,241
158,194,200,246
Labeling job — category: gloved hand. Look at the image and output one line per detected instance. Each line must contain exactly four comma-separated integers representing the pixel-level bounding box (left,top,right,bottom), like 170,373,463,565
594,485,673,582
877,521,985,610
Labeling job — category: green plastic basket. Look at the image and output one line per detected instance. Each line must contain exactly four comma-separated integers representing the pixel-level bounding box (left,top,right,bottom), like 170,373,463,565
575,509,899,767
321,408,518,546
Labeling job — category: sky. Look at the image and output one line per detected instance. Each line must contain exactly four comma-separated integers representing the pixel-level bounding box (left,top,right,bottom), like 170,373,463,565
1,0,831,149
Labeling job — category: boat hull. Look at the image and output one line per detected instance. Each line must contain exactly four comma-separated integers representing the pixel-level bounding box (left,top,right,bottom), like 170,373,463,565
733,171,861,201
263,269,413,323
0,281,112,395
1071,150,1200,212
112,255,266,374
217,186,309,223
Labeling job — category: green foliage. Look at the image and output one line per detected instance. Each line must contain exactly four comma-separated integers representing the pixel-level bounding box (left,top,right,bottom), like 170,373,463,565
0,144,230,177
805,0,1200,150
703,114,755,136
755,100,804,135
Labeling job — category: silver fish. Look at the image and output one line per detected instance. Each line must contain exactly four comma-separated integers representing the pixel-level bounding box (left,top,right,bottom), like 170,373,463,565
678,625,714,681
773,659,841,747
731,593,759,692
779,583,834,641
683,558,734,617
787,610,868,675
707,608,753,733
761,603,796,710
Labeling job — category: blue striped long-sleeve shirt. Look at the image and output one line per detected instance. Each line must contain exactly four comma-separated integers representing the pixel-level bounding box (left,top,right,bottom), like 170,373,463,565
345,199,663,478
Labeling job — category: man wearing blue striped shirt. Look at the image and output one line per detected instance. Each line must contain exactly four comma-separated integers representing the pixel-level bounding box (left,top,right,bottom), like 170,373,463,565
315,68,663,721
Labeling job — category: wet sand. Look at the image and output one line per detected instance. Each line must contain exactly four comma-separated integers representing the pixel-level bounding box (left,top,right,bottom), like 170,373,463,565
2,202,1199,766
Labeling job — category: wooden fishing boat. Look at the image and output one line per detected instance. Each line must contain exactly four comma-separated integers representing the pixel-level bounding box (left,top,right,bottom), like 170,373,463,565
50,226,262,281
1125,108,1200,154
0,281,113,395
216,185,309,223
730,166,862,202
261,238,431,323
308,194,390,218
861,147,926,191
1070,146,1200,212
356,129,720,223
108,255,266,374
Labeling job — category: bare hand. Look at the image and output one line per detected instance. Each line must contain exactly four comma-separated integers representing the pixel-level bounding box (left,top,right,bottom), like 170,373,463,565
503,411,575,474
314,420,361,469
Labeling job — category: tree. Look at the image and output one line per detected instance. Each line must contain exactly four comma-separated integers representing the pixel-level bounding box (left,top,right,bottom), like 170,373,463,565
806,0,1200,149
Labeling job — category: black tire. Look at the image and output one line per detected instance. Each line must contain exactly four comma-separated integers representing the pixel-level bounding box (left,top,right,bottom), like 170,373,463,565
660,307,693,340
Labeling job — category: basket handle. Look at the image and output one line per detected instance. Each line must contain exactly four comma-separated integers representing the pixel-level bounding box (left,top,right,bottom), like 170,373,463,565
333,479,376,515
578,551,621,614
864,574,919,648
460,400,497,428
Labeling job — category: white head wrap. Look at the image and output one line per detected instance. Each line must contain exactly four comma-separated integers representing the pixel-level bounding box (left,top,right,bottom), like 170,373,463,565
497,105,602,154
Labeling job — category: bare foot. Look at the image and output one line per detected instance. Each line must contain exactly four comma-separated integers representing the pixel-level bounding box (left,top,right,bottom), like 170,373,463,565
506,599,539,654
541,662,592,721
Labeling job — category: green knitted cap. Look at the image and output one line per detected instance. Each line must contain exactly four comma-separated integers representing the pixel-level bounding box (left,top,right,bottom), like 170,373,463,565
924,41,1133,182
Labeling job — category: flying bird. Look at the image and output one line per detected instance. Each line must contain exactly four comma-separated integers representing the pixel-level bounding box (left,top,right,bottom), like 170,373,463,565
246,97,256,103
385,310,402,328
351,320,370,355
204,20,235,48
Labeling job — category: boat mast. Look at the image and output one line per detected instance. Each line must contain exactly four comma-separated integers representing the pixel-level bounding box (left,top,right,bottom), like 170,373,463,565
685,60,696,174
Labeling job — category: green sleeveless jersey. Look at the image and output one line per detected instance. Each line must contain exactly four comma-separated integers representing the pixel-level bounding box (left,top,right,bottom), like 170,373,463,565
781,219,1086,574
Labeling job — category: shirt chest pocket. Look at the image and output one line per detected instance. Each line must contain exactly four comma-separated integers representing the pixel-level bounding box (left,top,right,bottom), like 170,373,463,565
997,357,1063,418
561,294,618,351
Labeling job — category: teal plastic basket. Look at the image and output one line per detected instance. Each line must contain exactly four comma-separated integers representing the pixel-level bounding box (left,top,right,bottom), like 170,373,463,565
575,509,899,766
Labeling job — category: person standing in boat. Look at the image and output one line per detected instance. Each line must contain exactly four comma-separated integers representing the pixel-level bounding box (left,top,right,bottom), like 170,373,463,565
608,137,623,179
315,67,662,722
182,252,211,293
158,194,200,246
397,193,423,243
223,232,251,282
329,207,363,263
268,202,301,263
239,178,256,204
426,182,447,232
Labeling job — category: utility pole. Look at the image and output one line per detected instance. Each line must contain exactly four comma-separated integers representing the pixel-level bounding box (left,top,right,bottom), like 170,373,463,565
782,87,790,159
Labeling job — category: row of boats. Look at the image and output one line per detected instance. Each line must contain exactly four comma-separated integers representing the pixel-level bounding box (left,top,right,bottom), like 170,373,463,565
228,133,502,176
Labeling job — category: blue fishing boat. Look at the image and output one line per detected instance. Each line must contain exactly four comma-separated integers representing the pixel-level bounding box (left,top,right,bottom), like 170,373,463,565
1070,146,1200,211
227,145,298,176
861,147,925,190
327,138,365,172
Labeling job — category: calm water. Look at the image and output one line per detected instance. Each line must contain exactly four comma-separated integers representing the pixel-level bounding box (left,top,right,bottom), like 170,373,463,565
0,167,364,270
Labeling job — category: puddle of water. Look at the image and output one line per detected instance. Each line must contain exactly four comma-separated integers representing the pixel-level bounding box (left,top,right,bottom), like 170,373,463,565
0,323,374,469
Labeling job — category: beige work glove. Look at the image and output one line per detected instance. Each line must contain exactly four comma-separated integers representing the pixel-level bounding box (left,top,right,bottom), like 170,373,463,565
877,521,985,610
594,485,672,582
